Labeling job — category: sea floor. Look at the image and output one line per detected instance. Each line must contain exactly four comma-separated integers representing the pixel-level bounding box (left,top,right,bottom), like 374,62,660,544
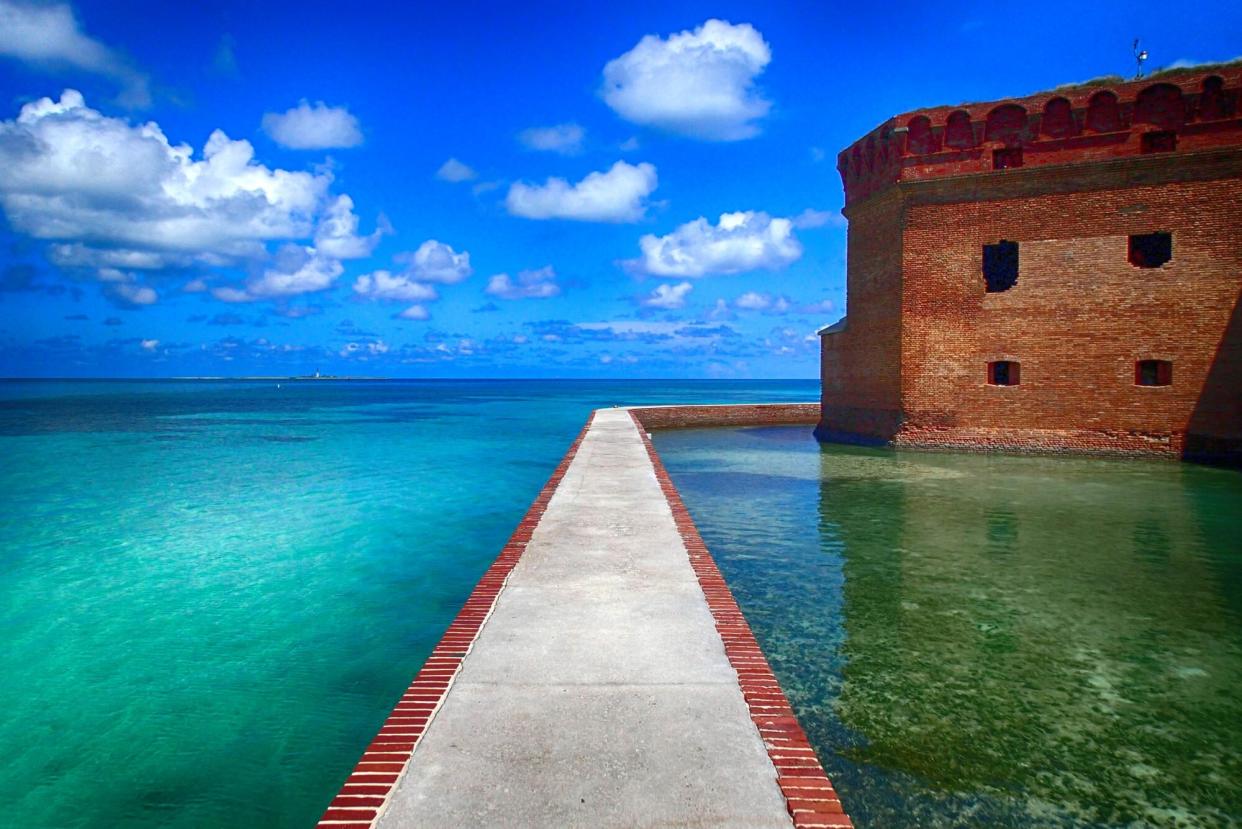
653,425,1242,828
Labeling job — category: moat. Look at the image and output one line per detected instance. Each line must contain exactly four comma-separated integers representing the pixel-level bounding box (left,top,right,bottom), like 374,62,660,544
655,426,1242,828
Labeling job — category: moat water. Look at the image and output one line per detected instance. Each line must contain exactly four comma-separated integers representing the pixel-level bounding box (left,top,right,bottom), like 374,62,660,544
654,426,1242,829
0,379,817,828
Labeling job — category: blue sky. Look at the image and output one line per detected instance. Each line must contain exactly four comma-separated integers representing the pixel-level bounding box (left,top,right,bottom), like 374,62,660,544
1,0,1239,378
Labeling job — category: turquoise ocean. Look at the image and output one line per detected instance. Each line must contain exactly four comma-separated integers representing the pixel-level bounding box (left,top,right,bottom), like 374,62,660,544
0,379,817,828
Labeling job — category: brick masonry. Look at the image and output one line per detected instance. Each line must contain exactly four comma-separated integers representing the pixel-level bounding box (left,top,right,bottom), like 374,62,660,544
316,415,594,829
629,402,820,430
631,409,853,829
820,65,1242,463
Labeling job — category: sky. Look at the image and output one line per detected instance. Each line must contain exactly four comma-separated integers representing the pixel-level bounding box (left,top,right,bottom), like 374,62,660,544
1,1,1239,378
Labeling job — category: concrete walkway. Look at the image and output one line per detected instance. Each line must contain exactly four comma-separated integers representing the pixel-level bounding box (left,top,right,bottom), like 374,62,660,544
375,408,792,827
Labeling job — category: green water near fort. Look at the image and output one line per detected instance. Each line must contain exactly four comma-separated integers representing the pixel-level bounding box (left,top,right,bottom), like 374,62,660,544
654,426,1242,828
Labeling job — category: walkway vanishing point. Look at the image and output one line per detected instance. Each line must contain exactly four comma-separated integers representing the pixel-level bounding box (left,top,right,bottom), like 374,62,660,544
318,406,852,828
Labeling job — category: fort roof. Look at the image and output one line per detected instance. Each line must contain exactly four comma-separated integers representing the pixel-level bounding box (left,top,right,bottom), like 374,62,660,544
838,62,1242,206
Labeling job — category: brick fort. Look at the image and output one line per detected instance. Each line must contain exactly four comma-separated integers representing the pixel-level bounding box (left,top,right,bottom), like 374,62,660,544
817,64,1241,462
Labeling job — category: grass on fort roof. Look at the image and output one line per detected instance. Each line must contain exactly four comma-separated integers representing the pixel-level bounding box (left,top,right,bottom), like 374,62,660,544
937,57,1242,109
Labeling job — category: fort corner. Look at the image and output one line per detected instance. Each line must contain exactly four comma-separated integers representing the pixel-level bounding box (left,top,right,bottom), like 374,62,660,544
817,64,1242,462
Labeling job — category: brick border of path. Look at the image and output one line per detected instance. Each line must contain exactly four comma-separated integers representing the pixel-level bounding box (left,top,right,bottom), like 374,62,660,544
316,414,595,829
630,410,855,829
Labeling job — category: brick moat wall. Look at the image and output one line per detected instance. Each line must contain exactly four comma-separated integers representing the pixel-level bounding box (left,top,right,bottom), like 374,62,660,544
631,403,820,431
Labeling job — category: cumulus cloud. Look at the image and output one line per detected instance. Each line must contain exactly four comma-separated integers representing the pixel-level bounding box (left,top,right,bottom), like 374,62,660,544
97,267,157,306
792,208,838,229
352,240,470,319
352,270,439,303
601,19,771,140
436,157,477,182
0,91,355,266
0,90,390,306
506,161,657,222
261,100,363,149
642,281,693,309
213,245,342,302
396,304,429,321
314,194,386,259
395,240,472,284
0,1,150,107
735,291,790,313
486,266,560,300
631,211,802,277
140,338,159,350
518,123,585,154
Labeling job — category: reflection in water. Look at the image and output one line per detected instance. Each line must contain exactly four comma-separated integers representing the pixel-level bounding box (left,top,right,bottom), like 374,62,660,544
654,427,1242,829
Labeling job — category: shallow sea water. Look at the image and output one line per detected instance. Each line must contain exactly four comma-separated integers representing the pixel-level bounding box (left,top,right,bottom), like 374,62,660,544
653,426,1242,829
0,379,816,828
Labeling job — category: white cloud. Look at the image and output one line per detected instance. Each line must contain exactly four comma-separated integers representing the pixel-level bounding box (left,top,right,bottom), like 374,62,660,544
261,100,362,149
436,157,477,182
97,267,157,306
518,123,585,154
395,240,472,284
213,245,343,302
0,90,361,288
352,270,439,303
800,299,835,314
792,208,838,229
601,19,771,141
632,211,802,277
397,304,429,321
486,266,560,300
0,1,150,107
140,338,159,350
314,195,385,259
506,161,657,223
642,281,693,309
735,291,791,313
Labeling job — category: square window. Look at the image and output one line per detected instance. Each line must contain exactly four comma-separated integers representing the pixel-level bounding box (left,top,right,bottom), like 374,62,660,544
983,241,1019,292
993,148,1023,169
1141,131,1177,153
1136,360,1172,386
988,361,1020,386
1129,232,1172,268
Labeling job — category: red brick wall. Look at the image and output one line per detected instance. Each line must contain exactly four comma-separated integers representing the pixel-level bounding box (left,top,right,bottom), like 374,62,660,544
818,190,905,442
821,66,1242,462
631,404,819,431
900,175,1242,457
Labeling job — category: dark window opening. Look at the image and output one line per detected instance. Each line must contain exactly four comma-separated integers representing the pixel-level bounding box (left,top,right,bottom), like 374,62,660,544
1136,360,1172,386
1128,232,1172,268
983,240,1019,292
993,148,1023,169
988,361,1020,386
1141,130,1177,153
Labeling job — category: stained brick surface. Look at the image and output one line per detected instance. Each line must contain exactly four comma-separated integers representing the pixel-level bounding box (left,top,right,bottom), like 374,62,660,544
821,66,1242,462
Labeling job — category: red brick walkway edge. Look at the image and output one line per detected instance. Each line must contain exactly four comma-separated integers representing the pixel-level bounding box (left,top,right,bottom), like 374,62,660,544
630,410,855,829
316,413,596,829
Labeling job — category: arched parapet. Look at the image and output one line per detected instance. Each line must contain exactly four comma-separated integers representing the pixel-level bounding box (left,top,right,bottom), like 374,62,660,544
1196,76,1233,120
1040,97,1079,139
1086,90,1123,132
1134,83,1186,130
945,110,978,149
836,62,1242,206
906,115,940,155
984,104,1029,146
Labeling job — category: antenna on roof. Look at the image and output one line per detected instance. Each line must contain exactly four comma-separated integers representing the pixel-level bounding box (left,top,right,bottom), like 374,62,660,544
1133,39,1149,80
